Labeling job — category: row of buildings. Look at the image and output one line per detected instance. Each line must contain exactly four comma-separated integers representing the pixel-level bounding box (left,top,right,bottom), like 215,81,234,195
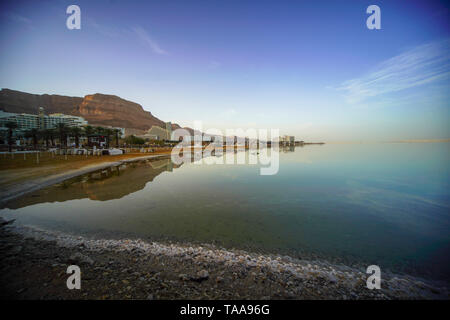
0,106,176,146
138,127,298,146
279,135,295,146
0,107,88,135
0,107,125,145
1,107,299,146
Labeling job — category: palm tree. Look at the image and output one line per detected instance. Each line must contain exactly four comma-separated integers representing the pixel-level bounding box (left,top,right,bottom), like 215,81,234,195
82,125,94,147
70,126,83,148
113,128,121,147
84,125,95,136
94,126,105,148
25,128,41,150
5,121,18,152
104,128,115,149
42,128,56,147
56,123,68,148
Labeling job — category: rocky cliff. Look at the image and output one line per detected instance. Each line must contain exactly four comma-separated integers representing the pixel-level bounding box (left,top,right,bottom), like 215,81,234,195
76,93,166,131
0,88,82,115
0,89,172,132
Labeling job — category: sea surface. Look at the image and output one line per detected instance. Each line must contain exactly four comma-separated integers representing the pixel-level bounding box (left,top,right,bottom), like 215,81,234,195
1,143,449,281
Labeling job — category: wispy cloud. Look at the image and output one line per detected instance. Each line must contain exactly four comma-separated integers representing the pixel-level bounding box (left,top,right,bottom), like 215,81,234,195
336,39,450,103
2,12,33,27
88,18,121,38
131,26,167,55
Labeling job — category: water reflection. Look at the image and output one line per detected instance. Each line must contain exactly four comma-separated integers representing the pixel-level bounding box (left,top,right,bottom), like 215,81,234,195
282,145,296,153
1,143,449,282
5,157,180,208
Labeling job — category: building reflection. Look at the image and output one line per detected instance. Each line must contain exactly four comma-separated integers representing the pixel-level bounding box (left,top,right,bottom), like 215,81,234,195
281,145,296,153
6,157,181,209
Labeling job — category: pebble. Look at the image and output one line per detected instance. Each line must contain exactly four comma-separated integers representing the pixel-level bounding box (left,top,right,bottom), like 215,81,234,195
68,252,94,265
196,269,209,280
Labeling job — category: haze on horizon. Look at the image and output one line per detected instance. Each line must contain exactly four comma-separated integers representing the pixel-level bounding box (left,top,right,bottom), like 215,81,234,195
0,0,449,142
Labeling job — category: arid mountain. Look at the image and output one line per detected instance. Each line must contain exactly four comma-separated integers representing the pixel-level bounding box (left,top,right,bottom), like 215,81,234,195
0,88,82,115
76,93,166,130
0,88,185,133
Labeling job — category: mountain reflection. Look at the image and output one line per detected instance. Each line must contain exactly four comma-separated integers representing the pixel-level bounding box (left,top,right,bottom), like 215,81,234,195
6,157,181,208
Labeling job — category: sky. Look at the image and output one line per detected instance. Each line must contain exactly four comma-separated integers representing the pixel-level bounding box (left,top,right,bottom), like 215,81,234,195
0,0,449,142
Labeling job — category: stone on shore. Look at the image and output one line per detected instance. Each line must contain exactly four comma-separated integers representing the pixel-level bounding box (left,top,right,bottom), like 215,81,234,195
68,252,94,265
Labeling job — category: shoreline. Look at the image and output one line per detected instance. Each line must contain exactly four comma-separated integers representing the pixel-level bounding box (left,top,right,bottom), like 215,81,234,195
0,220,448,300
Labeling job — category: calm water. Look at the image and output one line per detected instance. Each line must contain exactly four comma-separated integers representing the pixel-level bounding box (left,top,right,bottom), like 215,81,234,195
1,143,449,281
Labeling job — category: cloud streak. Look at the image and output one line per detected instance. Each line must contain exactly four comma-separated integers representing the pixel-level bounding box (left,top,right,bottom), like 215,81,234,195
336,39,450,103
132,26,167,55
88,19,121,38
2,12,33,28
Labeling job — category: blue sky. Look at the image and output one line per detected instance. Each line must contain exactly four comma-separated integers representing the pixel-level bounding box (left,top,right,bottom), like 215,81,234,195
0,0,449,141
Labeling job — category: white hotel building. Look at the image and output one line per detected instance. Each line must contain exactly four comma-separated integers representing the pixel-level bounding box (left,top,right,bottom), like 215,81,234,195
0,107,88,138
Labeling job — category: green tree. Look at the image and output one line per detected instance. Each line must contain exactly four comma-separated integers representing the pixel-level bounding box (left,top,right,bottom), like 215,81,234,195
70,126,83,148
5,121,18,152
103,128,115,149
113,128,122,147
95,126,105,135
56,123,69,148
42,128,56,147
125,135,145,145
84,125,95,136
25,128,41,150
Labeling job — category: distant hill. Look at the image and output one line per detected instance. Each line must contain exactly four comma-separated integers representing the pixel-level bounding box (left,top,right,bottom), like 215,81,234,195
0,88,186,134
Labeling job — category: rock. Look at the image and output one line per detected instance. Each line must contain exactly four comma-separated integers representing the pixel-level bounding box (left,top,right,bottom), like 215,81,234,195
10,245,23,255
196,269,209,281
216,276,224,283
146,294,154,300
328,274,337,283
179,273,189,281
68,252,94,265
189,269,210,282
0,218,16,227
